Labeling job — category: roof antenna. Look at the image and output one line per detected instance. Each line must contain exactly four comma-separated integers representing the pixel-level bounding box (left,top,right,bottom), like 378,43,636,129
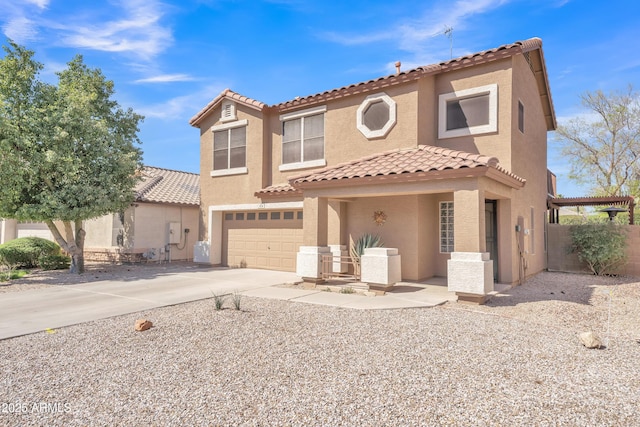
443,26,453,59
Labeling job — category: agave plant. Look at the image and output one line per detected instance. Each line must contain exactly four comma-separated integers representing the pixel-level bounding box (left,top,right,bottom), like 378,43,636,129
350,233,384,278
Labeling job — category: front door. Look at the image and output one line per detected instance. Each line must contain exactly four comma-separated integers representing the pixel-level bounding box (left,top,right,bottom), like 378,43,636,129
485,200,498,282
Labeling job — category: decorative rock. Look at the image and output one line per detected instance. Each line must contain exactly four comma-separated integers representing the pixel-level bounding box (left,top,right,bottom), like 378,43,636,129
578,331,602,349
134,319,153,331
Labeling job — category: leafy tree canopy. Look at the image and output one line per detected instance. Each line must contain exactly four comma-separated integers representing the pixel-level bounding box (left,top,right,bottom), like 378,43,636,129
0,41,143,273
555,86,640,197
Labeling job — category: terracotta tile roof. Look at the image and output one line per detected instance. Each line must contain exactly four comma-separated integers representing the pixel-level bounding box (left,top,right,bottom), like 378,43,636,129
288,145,525,187
191,38,555,130
254,183,301,197
135,166,200,206
276,38,545,112
189,88,266,127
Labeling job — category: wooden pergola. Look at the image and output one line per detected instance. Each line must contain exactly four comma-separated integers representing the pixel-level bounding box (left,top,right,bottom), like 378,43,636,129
547,196,636,225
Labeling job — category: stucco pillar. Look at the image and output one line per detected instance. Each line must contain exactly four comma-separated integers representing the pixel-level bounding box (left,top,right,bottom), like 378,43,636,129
328,201,347,273
209,211,223,265
302,196,328,246
361,247,401,291
327,200,346,246
297,196,330,281
448,189,493,302
453,189,485,253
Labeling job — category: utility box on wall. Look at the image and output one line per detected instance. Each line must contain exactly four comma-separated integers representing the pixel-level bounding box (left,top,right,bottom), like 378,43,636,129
168,222,181,244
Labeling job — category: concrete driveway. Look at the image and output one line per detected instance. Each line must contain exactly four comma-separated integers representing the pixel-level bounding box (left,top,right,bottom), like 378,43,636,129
0,267,299,340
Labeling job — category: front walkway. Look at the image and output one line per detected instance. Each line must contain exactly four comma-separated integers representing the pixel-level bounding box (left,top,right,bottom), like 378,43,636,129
0,268,457,340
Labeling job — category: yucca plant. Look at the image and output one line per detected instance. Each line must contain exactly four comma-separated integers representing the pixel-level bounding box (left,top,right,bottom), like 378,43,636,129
350,233,384,279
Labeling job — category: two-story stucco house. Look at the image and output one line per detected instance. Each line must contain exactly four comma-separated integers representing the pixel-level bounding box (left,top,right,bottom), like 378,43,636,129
190,38,556,300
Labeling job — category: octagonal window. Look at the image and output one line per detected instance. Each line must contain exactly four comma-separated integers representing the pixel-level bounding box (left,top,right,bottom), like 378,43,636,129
357,93,396,139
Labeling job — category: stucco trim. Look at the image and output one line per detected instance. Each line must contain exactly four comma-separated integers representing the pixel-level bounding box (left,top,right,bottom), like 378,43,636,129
210,119,248,132
279,105,327,121
210,167,248,177
279,158,327,172
292,166,524,192
208,202,304,212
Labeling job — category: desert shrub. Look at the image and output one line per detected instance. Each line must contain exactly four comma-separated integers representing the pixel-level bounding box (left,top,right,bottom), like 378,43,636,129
569,223,627,275
0,237,61,269
38,254,71,270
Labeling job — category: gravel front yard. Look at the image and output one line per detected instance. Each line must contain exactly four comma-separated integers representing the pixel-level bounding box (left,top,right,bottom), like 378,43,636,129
1,270,639,426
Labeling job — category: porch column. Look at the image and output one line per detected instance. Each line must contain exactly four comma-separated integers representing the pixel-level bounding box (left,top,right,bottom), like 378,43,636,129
303,196,328,246
297,196,330,281
209,211,223,265
328,201,347,273
453,189,485,253
447,189,493,303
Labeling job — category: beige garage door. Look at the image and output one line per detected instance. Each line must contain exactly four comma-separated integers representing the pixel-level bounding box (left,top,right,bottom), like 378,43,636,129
223,210,303,272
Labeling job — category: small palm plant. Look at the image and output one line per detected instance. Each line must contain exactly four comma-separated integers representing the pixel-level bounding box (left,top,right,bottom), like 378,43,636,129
350,234,384,279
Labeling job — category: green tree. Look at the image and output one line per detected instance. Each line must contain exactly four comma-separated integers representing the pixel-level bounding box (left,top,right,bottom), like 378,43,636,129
555,86,640,196
0,41,143,273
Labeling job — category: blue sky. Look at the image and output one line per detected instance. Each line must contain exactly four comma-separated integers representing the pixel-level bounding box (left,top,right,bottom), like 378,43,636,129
1,0,639,197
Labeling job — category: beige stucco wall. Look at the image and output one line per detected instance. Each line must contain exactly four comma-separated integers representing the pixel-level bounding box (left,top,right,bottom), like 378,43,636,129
508,53,549,279
547,224,640,277
270,82,420,186
346,195,420,280
198,103,268,241
84,214,117,248
130,203,200,261
433,58,513,167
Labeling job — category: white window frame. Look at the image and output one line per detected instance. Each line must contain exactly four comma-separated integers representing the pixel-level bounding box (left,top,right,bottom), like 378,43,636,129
356,92,397,139
210,119,248,177
439,201,454,253
220,100,236,123
438,84,498,139
279,105,327,172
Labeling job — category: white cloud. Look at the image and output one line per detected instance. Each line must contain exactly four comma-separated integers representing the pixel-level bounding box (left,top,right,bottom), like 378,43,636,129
134,74,197,84
0,0,47,42
24,0,49,9
57,0,173,59
0,0,173,60
322,0,511,65
1,16,38,42
135,84,226,120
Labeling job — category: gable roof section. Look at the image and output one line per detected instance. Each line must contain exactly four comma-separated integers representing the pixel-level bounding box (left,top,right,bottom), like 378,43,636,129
135,166,200,206
288,145,525,189
190,38,556,131
276,38,556,130
189,88,266,127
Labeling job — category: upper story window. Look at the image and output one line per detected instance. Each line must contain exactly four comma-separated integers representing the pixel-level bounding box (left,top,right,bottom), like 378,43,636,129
356,93,397,139
279,105,327,172
220,100,236,122
438,84,498,139
210,119,248,177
